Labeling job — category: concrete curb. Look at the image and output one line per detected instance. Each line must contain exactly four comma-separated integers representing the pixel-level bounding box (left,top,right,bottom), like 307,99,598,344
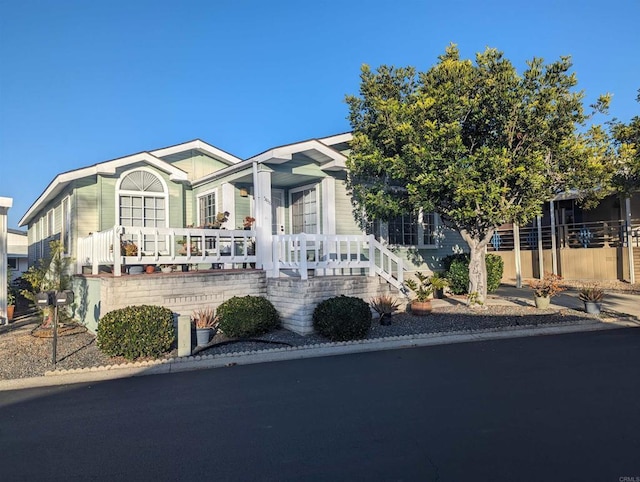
1,318,634,392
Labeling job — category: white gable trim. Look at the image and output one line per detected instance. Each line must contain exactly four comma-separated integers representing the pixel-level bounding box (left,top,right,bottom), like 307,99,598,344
19,152,187,226
151,139,242,166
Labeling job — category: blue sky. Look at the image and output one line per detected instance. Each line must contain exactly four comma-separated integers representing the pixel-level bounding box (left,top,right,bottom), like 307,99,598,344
1,0,638,229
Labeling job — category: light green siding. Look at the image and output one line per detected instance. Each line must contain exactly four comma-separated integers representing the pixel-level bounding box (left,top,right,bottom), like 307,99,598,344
334,177,362,235
168,152,230,180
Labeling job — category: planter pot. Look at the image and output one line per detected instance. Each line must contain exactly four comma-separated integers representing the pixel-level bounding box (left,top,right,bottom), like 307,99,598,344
161,266,173,274
7,305,15,321
584,301,602,315
128,265,144,275
379,313,393,326
433,288,445,299
195,328,213,347
411,300,432,316
534,295,551,309
145,265,156,274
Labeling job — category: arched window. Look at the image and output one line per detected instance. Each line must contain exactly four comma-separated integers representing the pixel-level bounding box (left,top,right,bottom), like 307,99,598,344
117,169,168,252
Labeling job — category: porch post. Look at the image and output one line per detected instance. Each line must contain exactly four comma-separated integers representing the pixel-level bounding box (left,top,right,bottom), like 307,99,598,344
550,200,558,275
0,197,12,325
536,215,544,278
513,222,522,288
253,162,273,271
113,226,123,277
625,197,635,284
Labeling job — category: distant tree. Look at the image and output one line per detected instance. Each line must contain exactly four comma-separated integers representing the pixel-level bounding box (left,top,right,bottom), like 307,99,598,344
346,45,611,304
610,90,640,196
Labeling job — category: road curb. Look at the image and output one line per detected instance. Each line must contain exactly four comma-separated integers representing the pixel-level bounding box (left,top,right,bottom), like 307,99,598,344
1,318,633,392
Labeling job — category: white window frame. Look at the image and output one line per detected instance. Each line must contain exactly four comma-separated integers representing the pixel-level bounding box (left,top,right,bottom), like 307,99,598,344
196,187,219,227
115,167,169,228
46,208,55,238
379,210,439,249
61,196,71,255
289,183,320,234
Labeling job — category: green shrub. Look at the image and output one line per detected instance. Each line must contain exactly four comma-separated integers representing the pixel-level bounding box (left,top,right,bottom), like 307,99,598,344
443,253,504,294
313,295,372,341
486,254,504,292
97,305,175,360
447,256,470,295
217,296,280,338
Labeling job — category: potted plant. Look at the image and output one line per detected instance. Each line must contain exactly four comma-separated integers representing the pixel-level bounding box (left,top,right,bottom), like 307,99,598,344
578,283,604,314
242,216,256,230
529,272,564,309
370,294,400,325
7,288,15,322
120,240,138,256
429,272,449,299
145,265,156,274
405,272,434,316
192,306,218,347
160,264,174,274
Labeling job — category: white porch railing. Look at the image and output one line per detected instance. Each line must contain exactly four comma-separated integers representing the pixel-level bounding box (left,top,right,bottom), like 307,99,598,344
77,228,405,290
272,233,404,290
77,226,256,275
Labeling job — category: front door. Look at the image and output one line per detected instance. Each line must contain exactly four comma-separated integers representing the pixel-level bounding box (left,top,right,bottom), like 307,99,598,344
271,189,285,235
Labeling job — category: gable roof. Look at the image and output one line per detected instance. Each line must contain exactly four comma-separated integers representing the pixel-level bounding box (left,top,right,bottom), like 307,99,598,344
192,133,353,186
150,139,243,165
19,151,188,226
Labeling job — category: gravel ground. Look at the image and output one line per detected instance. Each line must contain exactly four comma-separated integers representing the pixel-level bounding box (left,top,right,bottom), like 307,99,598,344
0,303,604,381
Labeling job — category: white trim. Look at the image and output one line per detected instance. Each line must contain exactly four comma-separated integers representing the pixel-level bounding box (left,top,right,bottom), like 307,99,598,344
317,132,352,146
289,183,320,234
248,139,347,168
46,208,55,238
150,139,242,165
196,188,219,227
19,152,186,226
115,167,170,228
61,195,71,255
379,210,439,249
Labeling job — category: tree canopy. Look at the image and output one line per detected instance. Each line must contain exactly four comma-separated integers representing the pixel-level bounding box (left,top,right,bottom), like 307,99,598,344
346,45,612,303
610,90,640,196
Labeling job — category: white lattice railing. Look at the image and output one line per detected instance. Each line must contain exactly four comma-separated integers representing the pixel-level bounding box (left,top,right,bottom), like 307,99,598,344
77,226,256,275
272,233,404,290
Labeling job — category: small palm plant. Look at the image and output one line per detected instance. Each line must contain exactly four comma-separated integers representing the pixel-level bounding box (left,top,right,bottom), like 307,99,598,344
578,283,604,303
192,307,218,329
405,272,434,302
370,295,400,325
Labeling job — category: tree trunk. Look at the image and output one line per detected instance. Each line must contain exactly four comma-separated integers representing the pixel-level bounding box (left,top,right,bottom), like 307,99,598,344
460,229,495,306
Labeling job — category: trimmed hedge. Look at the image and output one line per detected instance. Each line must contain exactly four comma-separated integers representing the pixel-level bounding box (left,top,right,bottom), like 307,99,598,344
97,305,175,360
313,295,372,341
217,296,280,338
443,253,504,295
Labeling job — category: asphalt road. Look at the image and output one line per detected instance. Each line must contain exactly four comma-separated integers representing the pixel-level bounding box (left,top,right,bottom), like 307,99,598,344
1,328,639,481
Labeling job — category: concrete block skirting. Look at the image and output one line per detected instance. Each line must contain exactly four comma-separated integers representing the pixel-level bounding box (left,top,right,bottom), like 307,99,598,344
74,271,404,336
267,275,401,334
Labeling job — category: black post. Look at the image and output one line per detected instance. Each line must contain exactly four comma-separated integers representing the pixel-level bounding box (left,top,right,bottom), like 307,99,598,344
52,304,58,367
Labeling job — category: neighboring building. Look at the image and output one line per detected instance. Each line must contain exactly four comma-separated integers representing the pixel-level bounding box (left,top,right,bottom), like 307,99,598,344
7,228,28,279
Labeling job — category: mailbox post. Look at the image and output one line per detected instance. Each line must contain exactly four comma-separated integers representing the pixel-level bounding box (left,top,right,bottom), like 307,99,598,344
36,290,74,367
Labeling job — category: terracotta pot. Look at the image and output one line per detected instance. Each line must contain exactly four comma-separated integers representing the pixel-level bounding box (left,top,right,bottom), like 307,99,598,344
7,305,15,321
145,265,156,274
411,300,432,316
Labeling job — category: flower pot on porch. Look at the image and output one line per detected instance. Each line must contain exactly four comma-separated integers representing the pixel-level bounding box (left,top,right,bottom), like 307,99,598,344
584,301,602,315
411,300,432,316
534,295,551,309
7,305,15,321
145,265,156,274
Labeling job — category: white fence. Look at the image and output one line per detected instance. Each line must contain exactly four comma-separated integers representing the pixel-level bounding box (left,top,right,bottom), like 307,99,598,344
272,233,404,289
78,228,404,289
78,226,256,276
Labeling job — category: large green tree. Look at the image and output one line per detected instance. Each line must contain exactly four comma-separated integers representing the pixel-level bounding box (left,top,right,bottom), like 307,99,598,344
610,90,640,196
346,45,611,304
